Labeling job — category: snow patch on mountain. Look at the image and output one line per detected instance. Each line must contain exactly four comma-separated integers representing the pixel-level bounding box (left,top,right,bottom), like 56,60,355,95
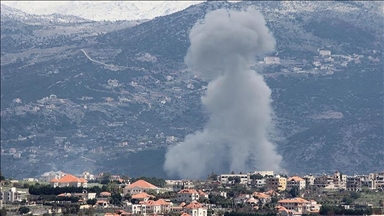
1,1,204,21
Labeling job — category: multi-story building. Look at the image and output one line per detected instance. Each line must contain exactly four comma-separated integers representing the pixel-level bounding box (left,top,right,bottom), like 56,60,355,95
80,172,95,181
255,179,266,189
286,176,306,190
219,174,249,184
177,189,199,203
346,176,363,191
314,175,333,188
332,171,346,188
265,175,287,191
167,180,194,192
375,172,384,190
252,171,274,177
0,187,27,204
303,175,315,186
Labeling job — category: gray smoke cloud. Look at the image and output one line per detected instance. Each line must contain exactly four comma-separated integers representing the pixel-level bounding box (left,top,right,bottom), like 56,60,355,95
163,8,283,179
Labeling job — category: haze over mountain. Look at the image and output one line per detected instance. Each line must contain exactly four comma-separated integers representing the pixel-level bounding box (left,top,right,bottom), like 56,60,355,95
1,1,383,179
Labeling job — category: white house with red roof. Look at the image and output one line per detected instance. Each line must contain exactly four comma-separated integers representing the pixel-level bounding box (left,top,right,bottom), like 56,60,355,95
50,174,87,188
277,198,321,215
123,180,159,195
183,201,207,216
177,189,199,203
144,199,172,214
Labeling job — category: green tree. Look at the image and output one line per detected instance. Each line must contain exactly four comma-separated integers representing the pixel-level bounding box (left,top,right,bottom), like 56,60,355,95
101,173,111,184
289,186,299,198
250,174,263,180
342,196,354,205
0,207,7,216
18,207,30,214
110,192,122,206
86,198,97,206
233,177,241,184
124,193,132,201
0,172,5,181
379,199,384,207
208,172,218,181
349,191,360,199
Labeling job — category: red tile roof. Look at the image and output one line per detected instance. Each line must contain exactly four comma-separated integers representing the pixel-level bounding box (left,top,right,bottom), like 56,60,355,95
126,180,158,189
100,192,112,197
184,201,204,209
144,199,171,206
177,189,198,194
50,174,87,183
132,192,154,199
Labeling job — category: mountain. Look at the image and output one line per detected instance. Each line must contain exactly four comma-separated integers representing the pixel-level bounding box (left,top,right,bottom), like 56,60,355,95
1,1,383,179
1,1,203,21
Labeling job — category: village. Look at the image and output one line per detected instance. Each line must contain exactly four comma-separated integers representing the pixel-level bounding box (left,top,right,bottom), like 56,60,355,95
1,170,384,216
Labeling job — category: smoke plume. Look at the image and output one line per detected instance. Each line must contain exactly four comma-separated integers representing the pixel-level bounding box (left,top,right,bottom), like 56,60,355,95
163,8,283,179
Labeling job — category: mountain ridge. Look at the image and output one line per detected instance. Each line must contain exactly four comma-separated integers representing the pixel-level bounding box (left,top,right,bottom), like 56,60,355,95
0,1,383,179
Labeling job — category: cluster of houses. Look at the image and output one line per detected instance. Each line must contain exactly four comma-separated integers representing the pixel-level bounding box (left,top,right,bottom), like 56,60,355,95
1,170,383,216
218,171,384,191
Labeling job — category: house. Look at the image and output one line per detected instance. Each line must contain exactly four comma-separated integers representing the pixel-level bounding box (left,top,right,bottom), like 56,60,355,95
277,198,321,215
125,203,147,215
177,189,199,203
183,201,207,216
50,174,87,188
265,176,287,191
253,192,271,204
144,199,172,214
123,180,159,195
98,191,112,201
57,191,96,202
286,176,306,190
